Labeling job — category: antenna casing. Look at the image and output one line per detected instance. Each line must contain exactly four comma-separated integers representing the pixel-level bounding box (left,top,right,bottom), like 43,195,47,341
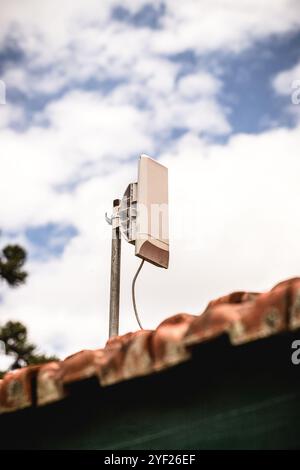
135,155,169,269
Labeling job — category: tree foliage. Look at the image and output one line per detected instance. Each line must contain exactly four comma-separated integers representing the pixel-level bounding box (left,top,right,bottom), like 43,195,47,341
0,321,57,376
0,243,57,378
0,244,28,287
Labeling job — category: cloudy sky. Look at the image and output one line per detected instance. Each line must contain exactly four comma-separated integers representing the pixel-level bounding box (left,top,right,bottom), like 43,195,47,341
0,0,300,362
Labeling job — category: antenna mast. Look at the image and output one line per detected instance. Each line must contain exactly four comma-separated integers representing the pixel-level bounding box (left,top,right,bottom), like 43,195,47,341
108,199,121,338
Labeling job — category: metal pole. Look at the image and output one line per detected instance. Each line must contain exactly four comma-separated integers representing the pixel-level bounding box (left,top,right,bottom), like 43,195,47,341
109,199,121,338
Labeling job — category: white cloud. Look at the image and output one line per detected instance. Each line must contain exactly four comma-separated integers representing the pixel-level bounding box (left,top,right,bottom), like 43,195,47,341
108,65,230,136
0,353,14,371
0,89,155,230
0,103,24,129
0,71,230,231
2,0,300,99
272,60,300,123
154,0,300,55
178,73,222,98
273,60,300,96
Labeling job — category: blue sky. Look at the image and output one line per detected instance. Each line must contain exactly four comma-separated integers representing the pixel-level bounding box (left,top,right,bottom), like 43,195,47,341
0,0,300,359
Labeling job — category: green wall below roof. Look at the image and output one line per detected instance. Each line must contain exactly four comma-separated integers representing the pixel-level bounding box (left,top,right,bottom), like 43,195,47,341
1,331,300,450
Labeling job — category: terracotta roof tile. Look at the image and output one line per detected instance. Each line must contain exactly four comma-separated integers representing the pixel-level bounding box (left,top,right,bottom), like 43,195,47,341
1,276,300,415
0,366,39,414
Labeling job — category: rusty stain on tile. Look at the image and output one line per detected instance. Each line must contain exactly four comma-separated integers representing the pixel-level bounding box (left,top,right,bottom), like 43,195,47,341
290,288,300,330
0,367,39,414
37,362,65,406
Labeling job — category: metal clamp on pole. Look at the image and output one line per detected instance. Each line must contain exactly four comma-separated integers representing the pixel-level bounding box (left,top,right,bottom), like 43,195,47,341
107,199,121,338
